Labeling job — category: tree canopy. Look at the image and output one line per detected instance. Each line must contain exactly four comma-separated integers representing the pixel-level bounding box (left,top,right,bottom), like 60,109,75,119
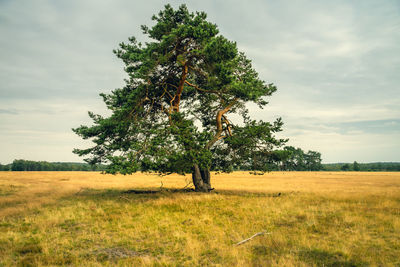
73,4,287,191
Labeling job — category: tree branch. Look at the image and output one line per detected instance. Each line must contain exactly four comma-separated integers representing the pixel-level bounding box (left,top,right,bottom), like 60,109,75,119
185,81,217,93
222,115,232,137
172,64,188,112
205,98,238,149
235,232,271,246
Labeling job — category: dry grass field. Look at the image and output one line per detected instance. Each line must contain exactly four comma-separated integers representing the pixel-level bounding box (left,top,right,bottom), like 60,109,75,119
0,171,399,266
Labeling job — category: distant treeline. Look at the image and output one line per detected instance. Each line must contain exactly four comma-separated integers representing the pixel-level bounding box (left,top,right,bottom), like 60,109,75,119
0,159,107,171
322,162,400,172
243,146,399,172
1,157,399,172
232,146,399,172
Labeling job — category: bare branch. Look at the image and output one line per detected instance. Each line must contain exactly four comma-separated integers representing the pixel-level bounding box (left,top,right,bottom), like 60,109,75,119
119,196,132,203
235,232,271,246
182,178,193,189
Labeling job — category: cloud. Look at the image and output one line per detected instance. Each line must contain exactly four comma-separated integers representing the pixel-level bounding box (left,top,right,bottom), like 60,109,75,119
0,109,19,115
286,129,400,163
0,0,399,163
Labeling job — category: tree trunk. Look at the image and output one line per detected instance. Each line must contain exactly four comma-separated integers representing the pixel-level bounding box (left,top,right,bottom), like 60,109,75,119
200,168,212,190
192,164,211,192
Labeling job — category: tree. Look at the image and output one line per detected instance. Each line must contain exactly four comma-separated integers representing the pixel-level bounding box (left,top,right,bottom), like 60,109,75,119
305,150,322,171
11,160,25,171
73,4,286,191
269,150,292,171
341,164,350,171
353,161,360,171
271,146,323,171
282,146,306,171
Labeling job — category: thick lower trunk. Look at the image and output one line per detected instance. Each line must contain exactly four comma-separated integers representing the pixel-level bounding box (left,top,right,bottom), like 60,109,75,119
192,164,212,192
200,168,212,190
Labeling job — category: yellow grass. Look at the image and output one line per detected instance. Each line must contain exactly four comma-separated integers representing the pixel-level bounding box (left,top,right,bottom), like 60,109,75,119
0,171,399,266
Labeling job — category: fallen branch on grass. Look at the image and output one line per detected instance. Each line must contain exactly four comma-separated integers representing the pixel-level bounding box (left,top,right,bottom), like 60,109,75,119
235,231,271,246
118,196,132,203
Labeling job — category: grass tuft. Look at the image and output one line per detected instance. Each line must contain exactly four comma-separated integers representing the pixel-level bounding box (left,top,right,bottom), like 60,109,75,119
298,248,367,267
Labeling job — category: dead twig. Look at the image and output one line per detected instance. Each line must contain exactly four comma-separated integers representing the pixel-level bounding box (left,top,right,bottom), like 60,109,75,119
160,181,164,191
119,196,132,203
75,187,89,195
235,231,271,246
182,179,193,189
91,247,142,259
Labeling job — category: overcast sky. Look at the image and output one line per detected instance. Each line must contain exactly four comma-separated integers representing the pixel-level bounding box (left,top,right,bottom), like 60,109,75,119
0,0,399,164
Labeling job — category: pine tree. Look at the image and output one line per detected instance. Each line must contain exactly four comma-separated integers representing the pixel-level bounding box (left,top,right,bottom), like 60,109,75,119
73,4,286,191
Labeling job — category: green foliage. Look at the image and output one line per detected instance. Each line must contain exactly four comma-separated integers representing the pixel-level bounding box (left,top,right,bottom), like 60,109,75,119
341,164,351,171
73,4,286,176
0,163,10,171
256,146,323,171
235,146,323,171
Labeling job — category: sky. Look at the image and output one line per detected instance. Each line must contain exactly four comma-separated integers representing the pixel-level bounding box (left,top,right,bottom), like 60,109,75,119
0,0,399,164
